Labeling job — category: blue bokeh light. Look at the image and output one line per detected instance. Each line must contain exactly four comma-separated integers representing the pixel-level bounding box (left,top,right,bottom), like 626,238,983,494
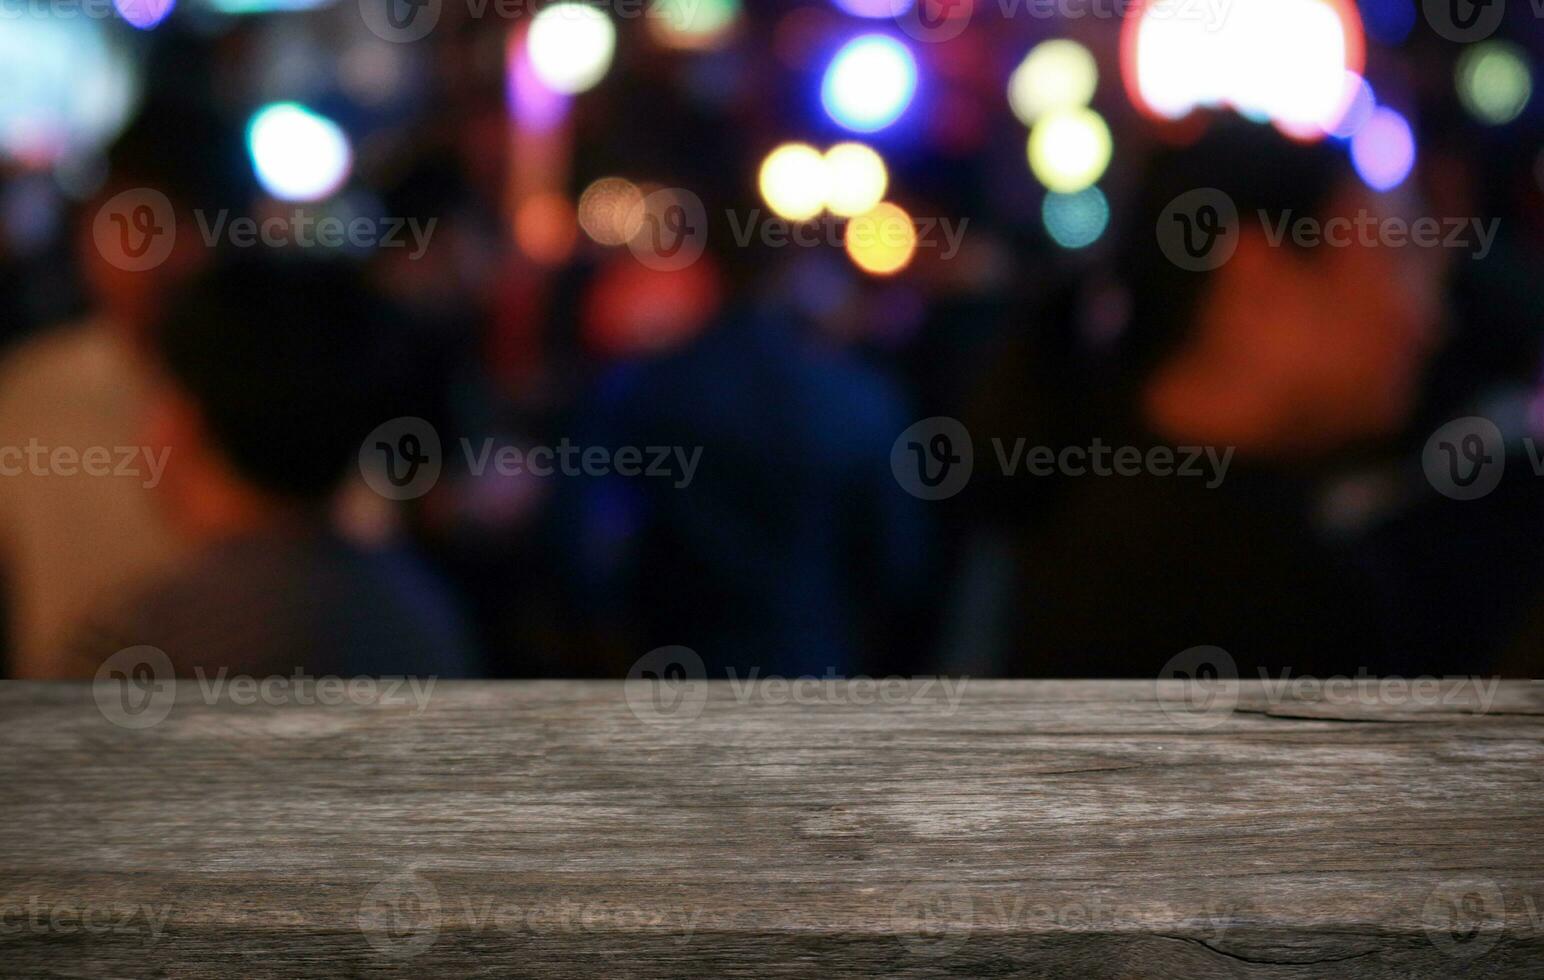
1350,106,1415,192
1041,187,1109,250
1358,0,1415,46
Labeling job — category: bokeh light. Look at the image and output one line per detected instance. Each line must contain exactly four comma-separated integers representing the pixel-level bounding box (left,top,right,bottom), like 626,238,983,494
1358,0,1414,45
578,177,645,245
114,0,176,30
246,103,352,202
1125,0,1365,138
1027,107,1112,193
515,193,578,265
649,0,741,51
821,35,917,133
822,142,888,217
508,29,570,131
1328,73,1375,138
206,0,328,11
0,19,138,168
1456,42,1533,127
528,4,617,95
845,201,917,276
1008,39,1098,127
759,143,829,221
1041,187,1109,249
832,0,909,16
1350,106,1414,192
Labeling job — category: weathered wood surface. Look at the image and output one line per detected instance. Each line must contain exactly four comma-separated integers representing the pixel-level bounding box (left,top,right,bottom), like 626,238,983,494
1,679,1542,978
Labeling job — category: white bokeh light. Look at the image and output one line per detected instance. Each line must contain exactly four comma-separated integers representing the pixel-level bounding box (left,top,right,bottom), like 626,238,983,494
1127,0,1363,137
247,103,353,202
527,4,617,95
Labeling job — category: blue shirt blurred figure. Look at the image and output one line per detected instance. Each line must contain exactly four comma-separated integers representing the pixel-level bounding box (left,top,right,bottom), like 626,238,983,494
564,307,927,678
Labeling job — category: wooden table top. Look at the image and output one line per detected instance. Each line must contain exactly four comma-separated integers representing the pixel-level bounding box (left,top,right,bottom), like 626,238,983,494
2,678,1541,977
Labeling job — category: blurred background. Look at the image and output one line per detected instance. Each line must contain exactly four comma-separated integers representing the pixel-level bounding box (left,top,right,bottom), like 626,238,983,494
0,0,1541,680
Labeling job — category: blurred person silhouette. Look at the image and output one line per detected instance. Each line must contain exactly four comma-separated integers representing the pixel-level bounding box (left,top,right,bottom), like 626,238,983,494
70,253,476,678
988,118,1450,678
555,240,928,678
0,100,247,676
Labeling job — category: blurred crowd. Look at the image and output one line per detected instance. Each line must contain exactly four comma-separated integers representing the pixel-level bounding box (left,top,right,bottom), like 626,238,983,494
0,2,1542,681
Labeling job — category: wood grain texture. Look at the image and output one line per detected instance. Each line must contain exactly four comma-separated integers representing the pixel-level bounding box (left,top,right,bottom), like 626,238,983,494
1,679,1541,978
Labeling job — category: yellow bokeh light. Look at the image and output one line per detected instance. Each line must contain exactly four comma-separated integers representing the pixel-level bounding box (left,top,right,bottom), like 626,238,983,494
577,177,644,246
1008,39,1098,127
758,143,828,222
1027,107,1112,193
822,142,888,218
844,202,916,276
